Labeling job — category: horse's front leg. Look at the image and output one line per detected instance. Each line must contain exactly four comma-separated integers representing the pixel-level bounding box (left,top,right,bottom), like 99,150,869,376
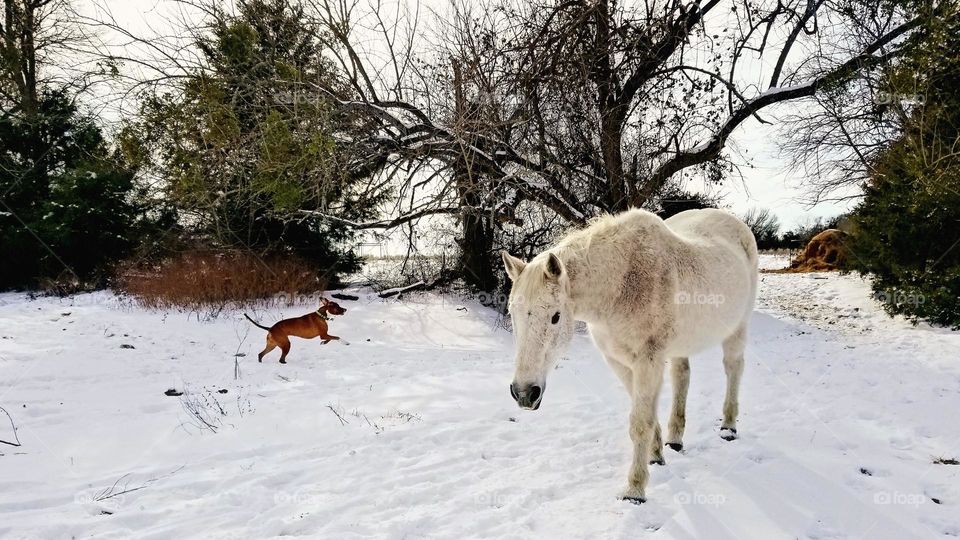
606,356,665,465
621,355,665,503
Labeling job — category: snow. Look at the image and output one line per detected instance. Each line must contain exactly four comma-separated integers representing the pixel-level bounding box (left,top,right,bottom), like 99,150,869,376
755,82,815,100
1,261,959,538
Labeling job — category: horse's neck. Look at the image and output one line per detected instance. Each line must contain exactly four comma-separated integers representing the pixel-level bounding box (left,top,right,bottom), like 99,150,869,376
562,228,685,325
561,241,633,324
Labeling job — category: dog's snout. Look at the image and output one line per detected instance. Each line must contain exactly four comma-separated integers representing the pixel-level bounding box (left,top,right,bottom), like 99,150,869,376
510,382,543,410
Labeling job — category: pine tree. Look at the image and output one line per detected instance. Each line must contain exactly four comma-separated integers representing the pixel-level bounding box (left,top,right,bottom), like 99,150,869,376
846,10,960,327
127,0,381,282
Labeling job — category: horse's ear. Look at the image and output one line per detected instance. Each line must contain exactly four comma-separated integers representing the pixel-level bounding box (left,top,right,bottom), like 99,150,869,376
501,251,526,281
545,253,564,280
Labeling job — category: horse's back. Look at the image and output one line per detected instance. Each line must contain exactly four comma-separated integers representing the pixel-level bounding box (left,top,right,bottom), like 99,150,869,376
661,209,758,355
664,208,758,263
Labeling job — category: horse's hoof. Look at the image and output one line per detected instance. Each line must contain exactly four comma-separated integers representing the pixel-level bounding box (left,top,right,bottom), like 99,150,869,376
649,457,666,466
720,427,737,441
620,487,646,504
666,442,683,452
279,360,287,364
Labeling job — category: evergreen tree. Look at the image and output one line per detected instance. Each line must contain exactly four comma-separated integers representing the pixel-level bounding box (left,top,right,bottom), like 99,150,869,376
127,0,381,282
846,8,960,327
1,1,147,290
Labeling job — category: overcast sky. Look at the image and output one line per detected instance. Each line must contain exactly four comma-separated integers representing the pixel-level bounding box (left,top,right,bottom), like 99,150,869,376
78,0,859,230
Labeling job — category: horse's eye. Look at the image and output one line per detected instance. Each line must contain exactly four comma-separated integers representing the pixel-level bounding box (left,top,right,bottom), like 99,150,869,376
551,312,560,324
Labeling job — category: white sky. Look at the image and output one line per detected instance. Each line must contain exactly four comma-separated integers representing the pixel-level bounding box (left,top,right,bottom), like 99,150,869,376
77,0,859,230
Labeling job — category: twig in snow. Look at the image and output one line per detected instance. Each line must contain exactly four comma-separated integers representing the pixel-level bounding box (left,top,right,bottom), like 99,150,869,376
93,466,186,502
0,406,22,447
326,404,349,426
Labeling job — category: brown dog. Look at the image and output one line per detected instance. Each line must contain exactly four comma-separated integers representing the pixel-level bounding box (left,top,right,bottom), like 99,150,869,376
245,298,347,364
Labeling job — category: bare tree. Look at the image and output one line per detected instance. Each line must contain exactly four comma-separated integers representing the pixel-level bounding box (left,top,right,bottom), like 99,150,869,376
780,0,954,203
741,207,781,248
294,0,945,289
307,0,941,220
76,0,953,290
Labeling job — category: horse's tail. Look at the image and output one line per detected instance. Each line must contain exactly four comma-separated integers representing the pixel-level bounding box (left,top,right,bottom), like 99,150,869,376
244,313,271,331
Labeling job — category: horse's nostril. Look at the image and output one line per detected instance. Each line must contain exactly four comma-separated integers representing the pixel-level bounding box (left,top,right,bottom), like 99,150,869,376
509,383,519,401
529,385,542,403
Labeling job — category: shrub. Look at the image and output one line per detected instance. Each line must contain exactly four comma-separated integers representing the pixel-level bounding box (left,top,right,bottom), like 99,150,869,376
845,13,960,327
114,250,327,312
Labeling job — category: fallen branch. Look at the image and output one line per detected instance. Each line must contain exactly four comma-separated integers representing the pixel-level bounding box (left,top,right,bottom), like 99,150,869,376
378,280,426,298
0,406,21,447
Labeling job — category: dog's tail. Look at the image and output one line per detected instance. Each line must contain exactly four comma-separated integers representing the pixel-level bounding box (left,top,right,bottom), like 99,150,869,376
244,313,271,331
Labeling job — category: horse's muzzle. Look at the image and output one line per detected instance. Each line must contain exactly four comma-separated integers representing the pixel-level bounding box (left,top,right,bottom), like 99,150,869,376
510,382,543,410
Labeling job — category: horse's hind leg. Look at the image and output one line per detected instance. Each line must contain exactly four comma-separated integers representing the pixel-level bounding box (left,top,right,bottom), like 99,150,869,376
720,324,747,441
666,357,690,451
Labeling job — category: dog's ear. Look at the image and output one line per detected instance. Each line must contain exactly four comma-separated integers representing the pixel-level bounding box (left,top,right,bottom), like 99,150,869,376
320,297,330,306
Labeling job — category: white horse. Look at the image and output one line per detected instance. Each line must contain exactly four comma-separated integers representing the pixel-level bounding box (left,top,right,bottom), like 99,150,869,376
502,208,758,503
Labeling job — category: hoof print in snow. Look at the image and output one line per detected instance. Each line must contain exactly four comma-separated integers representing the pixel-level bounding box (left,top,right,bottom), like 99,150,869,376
859,467,873,476
666,442,683,452
120,344,135,349
217,389,228,394
931,497,942,505
619,496,646,505
507,417,517,422
934,457,959,465
164,388,183,397
720,428,738,441
233,353,246,357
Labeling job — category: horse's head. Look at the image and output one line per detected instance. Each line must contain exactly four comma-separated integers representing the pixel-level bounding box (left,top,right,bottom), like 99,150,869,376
501,250,576,410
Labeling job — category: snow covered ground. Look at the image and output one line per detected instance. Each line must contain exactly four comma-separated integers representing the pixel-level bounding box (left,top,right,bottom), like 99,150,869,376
1,255,959,539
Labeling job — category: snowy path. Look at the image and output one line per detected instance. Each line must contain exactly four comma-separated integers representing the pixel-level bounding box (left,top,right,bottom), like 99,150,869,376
1,266,959,539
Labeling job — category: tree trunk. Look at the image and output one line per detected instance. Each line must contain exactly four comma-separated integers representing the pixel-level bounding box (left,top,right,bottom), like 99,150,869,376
452,58,497,292
458,202,496,292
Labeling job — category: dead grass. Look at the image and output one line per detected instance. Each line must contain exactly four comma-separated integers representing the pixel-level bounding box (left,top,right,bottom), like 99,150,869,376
114,250,326,312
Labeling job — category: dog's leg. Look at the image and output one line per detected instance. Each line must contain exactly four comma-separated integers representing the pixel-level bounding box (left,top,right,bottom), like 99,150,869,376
258,335,277,363
320,333,346,345
277,335,292,364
